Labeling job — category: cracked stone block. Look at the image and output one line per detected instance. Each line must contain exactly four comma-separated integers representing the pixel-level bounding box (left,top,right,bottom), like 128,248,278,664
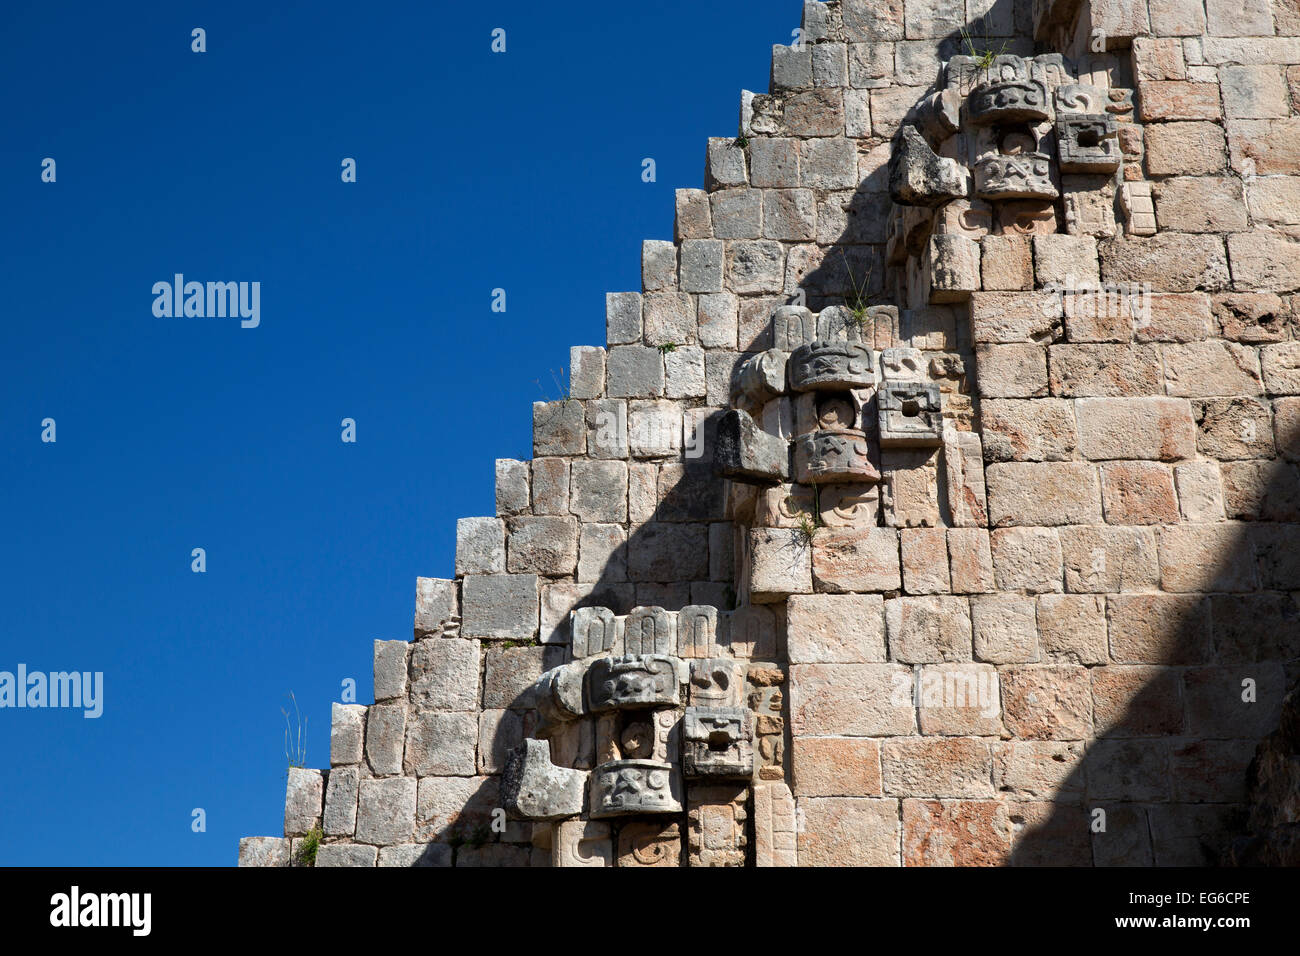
707,137,747,188
715,408,789,482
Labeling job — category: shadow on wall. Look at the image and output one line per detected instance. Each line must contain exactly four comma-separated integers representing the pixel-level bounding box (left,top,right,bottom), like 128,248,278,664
785,0,1300,866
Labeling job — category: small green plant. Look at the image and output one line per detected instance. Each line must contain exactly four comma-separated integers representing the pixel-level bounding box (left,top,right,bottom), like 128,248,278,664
793,509,820,544
734,134,750,150
282,691,308,769
295,826,321,867
960,24,1009,71
837,247,875,329
658,342,678,353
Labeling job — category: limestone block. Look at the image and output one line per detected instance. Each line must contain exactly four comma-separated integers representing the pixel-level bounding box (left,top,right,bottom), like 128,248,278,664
714,408,789,482
902,799,1014,866
577,523,627,583
1075,397,1196,461
531,457,571,511
980,398,1078,462
568,346,606,400
974,343,1048,398
990,527,1063,593
455,517,504,576
415,775,498,843
1036,594,1108,665
1107,594,1212,664
553,819,613,867
790,662,915,738
315,844,377,867
618,820,682,867
970,593,1038,664
330,702,366,766
754,782,798,867
1194,397,1275,459
697,295,738,351
994,740,1085,799
664,345,706,399
878,382,941,446
787,593,886,663
675,188,712,241
797,797,900,866
414,577,458,638
642,239,678,292
748,527,813,602
507,515,579,575
889,127,968,207
947,528,995,594
409,637,481,712
900,527,949,594
706,137,747,188
1228,234,1300,294
606,345,665,398
725,240,785,294
365,703,405,775
1000,665,1092,740
1138,81,1222,123
403,711,476,776
880,737,993,798
1144,122,1226,176
238,837,289,867
980,235,1034,290
985,462,1102,527
1049,343,1164,397
1154,177,1249,233
483,644,547,709
284,767,324,837
916,662,1002,735
1101,235,1230,292
372,639,409,702
750,138,800,187
710,188,762,239
885,595,973,663
502,738,586,821
377,844,451,868
643,292,695,347
1158,524,1257,593
460,574,538,642
1175,461,1226,522
495,459,530,517
1100,460,1180,525
476,710,522,775
1032,234,1099,287
606,292,642,345
533,400,585,456
811,526,902,592
323,770,361,837
683,706,753,779
968,291,1061,343
356,777,417,846
793,736,882,798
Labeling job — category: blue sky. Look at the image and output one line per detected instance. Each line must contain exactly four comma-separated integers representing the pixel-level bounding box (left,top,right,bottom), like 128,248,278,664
0,0,801,865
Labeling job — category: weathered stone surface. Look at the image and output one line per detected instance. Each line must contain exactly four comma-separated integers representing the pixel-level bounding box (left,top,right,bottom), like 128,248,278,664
1037,594,1108,665
1091,665,1183,737
974,344,1048,398
986,462,1102,527
284,768,324,837
409,637,481,711
502,738,587,820
792,737,882,797
533,400,586,456
1075,397,1196,461
628,522,709,582
1059,525,1160,592
811,527,902,592
1108,594,1212,664
1049,344,1164,397
1000,666,1092,740
315,844,378,867
947,528,995,594
455,517,504,576
607,345,665,398
902,799,1012,866
355,777,417,846
460,574,538,642
714,408,789,482
970,594,1038,664
890,127,968,207
403,711,477,776
885,596,973,663
1099,235,1229,292
330,702,366,766
980,399,1078,462
1100,461,1180,525
881,737,993,798
916,663,1002,736
238,836,290,867
787,593,886,663
789,663,916,736
414,577,458,638
365,703,406,775
797,797,900,866
993,740,1085,799
990,527,1063,593
373,639,409,702
749,527,813,602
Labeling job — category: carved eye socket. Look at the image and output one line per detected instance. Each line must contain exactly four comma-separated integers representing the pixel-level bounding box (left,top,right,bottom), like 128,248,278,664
713,670,729,690
901,399,921,417
1077,128,1102,148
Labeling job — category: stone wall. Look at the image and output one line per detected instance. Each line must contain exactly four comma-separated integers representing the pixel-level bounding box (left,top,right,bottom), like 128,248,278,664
238,0,1300,867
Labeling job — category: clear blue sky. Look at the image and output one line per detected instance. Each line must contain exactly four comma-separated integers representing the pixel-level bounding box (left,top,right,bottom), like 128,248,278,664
0,0,799,864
